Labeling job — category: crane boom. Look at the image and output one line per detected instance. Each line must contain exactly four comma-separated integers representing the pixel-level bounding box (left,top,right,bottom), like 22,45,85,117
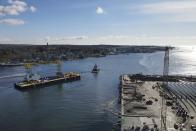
161,47,170,131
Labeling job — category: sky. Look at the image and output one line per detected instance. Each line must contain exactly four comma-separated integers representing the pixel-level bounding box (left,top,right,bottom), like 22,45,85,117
0,0,196,46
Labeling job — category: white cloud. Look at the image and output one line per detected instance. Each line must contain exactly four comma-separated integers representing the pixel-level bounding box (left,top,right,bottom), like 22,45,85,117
136,1,196,14
45,36,51,41
39,35,196,46
96,6,105,14
1,35,196,45
0,0,36,16
64,36,88,40
8,0,27,6
0,0,37,26
0,0,27,16
44,36,88,42
133,1,196,22
0,37,13,42
0,18,25,26
30,6,36,12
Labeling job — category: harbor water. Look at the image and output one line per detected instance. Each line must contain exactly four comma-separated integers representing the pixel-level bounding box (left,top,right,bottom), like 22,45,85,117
0,47,196,131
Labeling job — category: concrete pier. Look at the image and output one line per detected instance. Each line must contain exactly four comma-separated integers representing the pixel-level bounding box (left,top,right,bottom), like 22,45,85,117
119,74,196,131
129,74,196,82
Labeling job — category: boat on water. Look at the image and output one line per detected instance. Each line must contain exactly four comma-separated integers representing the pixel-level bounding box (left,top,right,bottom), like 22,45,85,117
91,64,100,73
15,72,81,90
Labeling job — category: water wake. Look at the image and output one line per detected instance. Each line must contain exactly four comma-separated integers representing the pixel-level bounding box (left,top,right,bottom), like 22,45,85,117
139,54,155,70
0,73,25,79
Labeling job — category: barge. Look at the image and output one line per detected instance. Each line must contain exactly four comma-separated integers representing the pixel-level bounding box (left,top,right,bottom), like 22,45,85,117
15,72,80,90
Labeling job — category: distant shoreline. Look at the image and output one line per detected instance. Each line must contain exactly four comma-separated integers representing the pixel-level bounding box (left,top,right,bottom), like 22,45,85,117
0,45,173,66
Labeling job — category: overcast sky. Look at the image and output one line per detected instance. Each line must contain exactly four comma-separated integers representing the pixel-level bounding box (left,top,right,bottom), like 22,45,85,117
0,0,196,46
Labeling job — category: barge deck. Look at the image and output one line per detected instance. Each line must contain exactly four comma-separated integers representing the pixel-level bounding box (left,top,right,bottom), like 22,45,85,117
15,72,80,90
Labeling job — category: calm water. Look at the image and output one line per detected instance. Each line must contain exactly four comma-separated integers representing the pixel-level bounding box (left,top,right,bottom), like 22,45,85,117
0,47,196,131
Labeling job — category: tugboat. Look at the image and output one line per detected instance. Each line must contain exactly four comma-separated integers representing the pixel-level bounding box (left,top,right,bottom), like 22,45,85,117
91,64,100,73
